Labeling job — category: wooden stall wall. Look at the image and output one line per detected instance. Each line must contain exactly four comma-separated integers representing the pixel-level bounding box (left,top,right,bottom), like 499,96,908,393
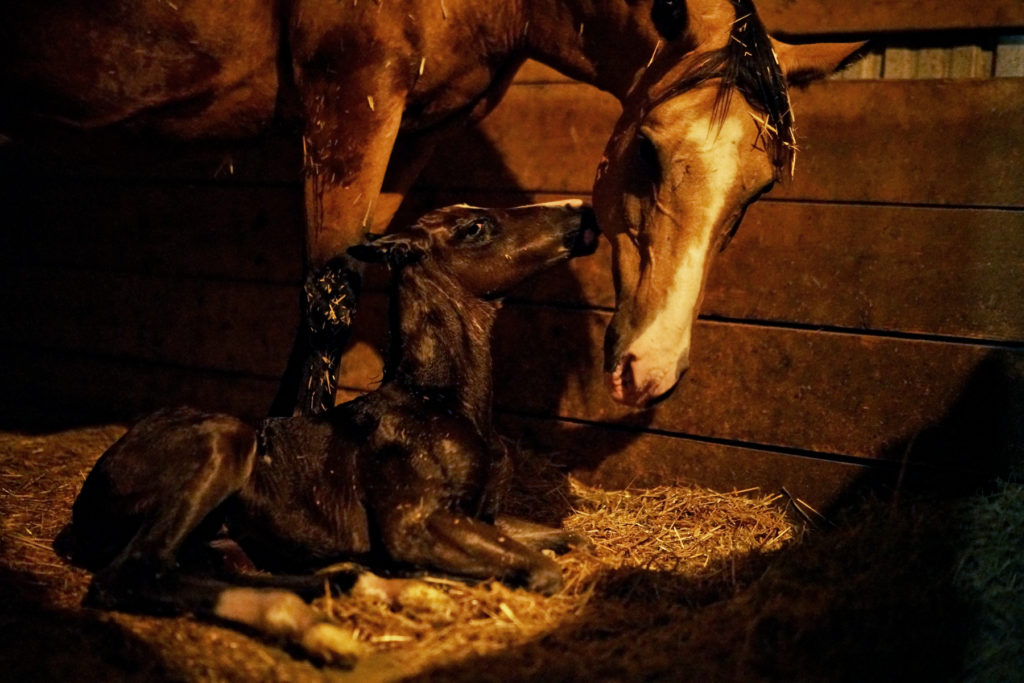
3,1,1023,510
354,1,1024,509
1,133,307,420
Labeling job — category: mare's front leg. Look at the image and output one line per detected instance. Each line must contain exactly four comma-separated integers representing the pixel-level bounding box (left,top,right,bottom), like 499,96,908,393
270,42,413,415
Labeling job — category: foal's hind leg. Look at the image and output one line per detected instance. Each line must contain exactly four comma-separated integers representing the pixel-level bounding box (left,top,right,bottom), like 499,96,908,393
65,409,362,664
69,408,257,608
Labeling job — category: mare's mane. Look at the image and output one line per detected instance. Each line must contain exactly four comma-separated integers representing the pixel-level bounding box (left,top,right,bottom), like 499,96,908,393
652,0,796,178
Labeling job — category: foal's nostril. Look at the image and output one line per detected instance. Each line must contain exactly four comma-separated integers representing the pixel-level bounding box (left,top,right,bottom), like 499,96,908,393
568,206,600,256
580,206,599,235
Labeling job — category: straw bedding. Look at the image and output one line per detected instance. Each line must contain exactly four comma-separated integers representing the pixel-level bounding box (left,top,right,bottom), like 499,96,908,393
0,423,1019,681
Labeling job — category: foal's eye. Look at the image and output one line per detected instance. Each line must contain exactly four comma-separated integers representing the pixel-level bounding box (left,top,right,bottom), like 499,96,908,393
459,218,491,240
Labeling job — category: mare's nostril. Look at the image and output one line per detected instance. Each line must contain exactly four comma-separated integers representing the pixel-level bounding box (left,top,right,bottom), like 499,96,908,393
607,354,637,403
619,355,636,391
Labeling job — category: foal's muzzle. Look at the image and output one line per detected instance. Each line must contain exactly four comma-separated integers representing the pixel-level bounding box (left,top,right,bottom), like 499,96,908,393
567,206,600,257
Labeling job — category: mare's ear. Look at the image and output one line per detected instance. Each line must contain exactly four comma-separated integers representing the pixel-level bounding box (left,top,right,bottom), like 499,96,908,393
347,232,427,266
770,38,868,85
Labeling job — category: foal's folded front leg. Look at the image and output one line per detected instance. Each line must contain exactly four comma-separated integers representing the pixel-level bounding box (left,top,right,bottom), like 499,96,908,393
382,510,564,595
494,515,594,554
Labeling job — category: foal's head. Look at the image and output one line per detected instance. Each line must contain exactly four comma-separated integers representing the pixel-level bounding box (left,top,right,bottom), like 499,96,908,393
348,200,599,297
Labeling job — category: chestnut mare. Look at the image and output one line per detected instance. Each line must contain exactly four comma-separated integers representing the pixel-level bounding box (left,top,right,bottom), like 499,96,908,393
2,0,859,412
593,0,862,406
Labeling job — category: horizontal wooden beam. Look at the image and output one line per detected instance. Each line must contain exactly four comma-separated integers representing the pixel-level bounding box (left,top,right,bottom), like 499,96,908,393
489,306,1024,465
703,203,1024,341
498,413,885,514
419,79,1024,207
2,267,299,378
1,346,277,420
757,0,1024,36
1,184,306,282
0,129,302,185
776,79,1024,207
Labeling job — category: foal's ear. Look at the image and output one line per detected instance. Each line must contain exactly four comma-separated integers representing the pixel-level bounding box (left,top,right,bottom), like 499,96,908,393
770,39,868,85
347,232,428,266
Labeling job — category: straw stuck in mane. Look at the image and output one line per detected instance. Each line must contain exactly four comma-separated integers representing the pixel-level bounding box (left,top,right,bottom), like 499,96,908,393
652,0,796,178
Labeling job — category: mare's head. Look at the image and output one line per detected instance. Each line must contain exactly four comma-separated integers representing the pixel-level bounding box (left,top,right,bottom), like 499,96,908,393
348,200,599,296
592,0,862,407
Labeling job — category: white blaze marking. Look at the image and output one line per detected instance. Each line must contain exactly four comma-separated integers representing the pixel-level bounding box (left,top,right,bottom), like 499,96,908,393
625,114,744,392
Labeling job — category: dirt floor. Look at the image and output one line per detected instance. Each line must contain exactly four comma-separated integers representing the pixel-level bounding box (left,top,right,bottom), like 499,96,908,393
1,417,1021,682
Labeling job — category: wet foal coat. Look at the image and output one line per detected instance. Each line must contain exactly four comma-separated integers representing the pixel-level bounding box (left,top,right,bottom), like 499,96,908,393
58,201,598,662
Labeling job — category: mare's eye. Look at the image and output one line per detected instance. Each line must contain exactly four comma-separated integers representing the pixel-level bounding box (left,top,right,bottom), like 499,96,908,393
634,133,662,184
652,0,686,40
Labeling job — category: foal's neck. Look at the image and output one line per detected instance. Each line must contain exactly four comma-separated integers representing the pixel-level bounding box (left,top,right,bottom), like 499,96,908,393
386,263,497,434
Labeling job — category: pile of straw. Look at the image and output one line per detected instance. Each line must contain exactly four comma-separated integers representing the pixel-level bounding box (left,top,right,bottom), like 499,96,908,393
313,467,798,679
0,425,800,680
5,423,1018,681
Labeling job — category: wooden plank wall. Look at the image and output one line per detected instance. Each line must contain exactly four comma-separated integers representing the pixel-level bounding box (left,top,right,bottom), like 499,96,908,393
352,2,1024,509
3,1,1023,510
0,133,307,419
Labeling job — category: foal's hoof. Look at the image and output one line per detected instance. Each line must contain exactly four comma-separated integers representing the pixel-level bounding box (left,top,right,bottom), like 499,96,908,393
539,529,595,555
564,529,596,553
352,574,456,625
301,622,362,666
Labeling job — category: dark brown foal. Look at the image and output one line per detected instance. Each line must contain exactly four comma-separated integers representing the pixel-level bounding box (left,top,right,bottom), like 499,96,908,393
56,200,598,663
